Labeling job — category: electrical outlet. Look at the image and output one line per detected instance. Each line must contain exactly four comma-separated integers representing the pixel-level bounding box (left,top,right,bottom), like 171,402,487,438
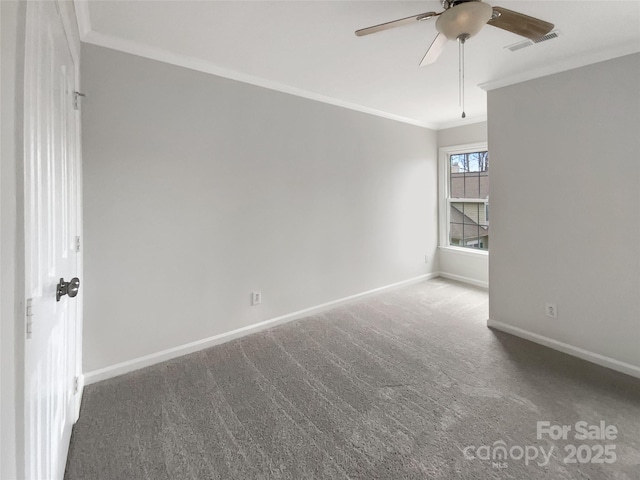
425,254,429,264
251,291,262,306
545,303,557,319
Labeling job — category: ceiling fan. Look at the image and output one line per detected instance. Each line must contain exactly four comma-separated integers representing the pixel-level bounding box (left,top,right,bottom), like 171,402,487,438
355,0,554,66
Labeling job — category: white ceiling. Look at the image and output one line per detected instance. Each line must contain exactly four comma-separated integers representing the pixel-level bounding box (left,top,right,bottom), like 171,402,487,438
78,1,640,129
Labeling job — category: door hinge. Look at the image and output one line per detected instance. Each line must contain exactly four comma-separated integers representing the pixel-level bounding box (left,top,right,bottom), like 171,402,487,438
75,236,81,252
26,298,34,339
73,91,85,110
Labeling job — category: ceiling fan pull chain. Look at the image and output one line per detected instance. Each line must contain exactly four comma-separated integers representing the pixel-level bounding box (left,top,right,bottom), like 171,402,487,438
458,37,462,107
462,38,466,119
459,34,467,119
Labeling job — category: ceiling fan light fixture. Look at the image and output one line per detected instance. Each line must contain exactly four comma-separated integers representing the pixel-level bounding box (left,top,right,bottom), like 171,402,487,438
436,2,493,40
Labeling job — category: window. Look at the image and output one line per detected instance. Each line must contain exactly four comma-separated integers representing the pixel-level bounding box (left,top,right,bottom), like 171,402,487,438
439,144,489,252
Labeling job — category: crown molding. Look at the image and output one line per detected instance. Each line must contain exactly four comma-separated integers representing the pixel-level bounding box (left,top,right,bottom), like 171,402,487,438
80,28,438,130
71,0,638,132
480,44,640,91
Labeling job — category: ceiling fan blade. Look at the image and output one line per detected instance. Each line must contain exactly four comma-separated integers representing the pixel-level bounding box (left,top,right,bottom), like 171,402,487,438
488,7,554,40
355,11,438,37
420,33,448,66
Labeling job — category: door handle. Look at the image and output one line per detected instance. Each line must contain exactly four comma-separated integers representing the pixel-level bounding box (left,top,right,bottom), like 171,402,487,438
56,277,80,302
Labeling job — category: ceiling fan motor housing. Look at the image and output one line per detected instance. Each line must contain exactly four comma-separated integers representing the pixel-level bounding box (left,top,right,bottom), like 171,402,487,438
436,1,494,40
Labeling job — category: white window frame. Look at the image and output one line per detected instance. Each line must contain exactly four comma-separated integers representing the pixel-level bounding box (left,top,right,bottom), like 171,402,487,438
438,142,489,255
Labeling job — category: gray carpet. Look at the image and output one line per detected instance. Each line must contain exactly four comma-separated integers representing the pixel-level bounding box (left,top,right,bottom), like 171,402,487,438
65,278,640,480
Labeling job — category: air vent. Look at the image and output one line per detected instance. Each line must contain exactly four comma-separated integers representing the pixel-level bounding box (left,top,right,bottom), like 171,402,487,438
506,30,561,52
533,31,559,43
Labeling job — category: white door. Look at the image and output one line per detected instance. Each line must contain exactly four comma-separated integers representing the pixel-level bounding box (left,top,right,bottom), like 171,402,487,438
23,2,81,479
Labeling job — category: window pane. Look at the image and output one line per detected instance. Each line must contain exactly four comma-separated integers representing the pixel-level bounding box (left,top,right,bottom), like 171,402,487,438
450,172,464,198
447,151,489,251
450,154,465,171
450,151,488,200
479,171,489,198
463,175,480,199
462,203,478,225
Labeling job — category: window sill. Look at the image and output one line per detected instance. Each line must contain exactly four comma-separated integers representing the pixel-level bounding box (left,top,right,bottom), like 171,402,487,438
438,246,489,258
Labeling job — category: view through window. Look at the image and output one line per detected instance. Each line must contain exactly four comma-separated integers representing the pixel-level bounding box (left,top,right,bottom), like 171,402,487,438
449,151,489,250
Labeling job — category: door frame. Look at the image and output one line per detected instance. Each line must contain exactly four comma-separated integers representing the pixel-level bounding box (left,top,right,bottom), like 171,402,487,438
21,0,84,477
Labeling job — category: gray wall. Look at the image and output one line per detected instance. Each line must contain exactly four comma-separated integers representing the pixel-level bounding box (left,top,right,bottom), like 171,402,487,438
82,44,438,372
488,53,640,369
437,121,487,149
1,1,25,477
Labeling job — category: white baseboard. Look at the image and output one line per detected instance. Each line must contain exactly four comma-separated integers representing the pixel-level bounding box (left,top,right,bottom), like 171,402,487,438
439,272,488,289
84,273,438,385
487,319,640,379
